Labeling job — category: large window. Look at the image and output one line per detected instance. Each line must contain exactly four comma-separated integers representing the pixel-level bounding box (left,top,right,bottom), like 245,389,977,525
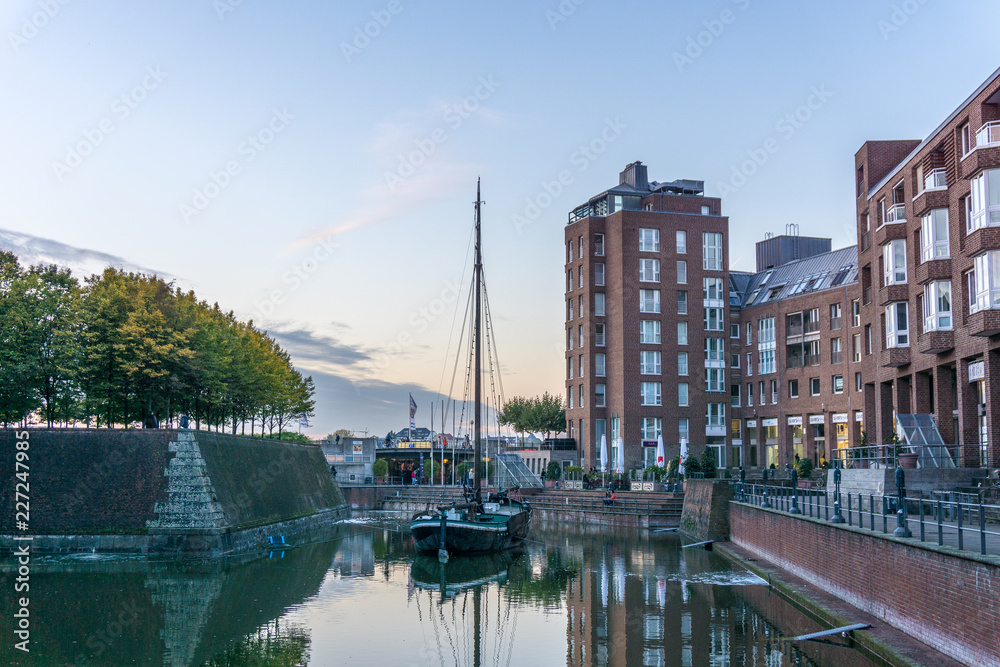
640,258,660,282
705,337,725,364
641,382,662,406
640,351,661,375
972,251,1000,312
594,323,605,346
674,383,685,407
640,320,660,343
921,209,949,260
703,232,723,270
678,418,689,442
677,291,688,315
830,303,842,330
969,169,1000,232
595,384,606,407
639,228,659,252
885,302,909,347
852,299,861,327
639,289,659,313
594,293,605,316
677,321,688,345
676,230,687,254
594,233,604,256
594,263,605,286
706,368,725,392
641,418,662,441
830,337,842,364
703,277,724,303
833,375,844,394
758,315,775,343
758,349,775,375
923,281,952,331
706,403,725,427
677,352,688,376
883,239,907,285
677,260,687,284
704,307,724,331
595,352,606,377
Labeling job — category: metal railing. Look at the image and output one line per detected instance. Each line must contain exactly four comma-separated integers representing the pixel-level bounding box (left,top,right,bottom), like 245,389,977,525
735,482,1000,557
924,168,947,191
527,494,682,519
829,444,957,469
883,204,906,225
975,121,1000,148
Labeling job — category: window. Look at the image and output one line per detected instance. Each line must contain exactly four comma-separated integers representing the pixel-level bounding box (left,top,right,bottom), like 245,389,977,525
567,299,573,321
640,320,660,344
677,352,688,376
595,323,605,347
788,379,799,398
809,377,820,396
883,239,907,285
579,354,584,377
921,209,950,260
731,384,741,407
567,269,573,292
639,289,659,313
865,324,872,355
972,252,1000,311
852,333,861,362
595,384,606,407
730,323,740,339
594,233,604,256
579,295,583,317
703,277,724,302
677,321,688,345
640,351,661,375
746,352,752,376
758,349,776,375
852,299,860,327
701,205,710,215
641,418,662,441
705,337,725,363
678,418,689,442
704,307,724,331
579,270,584,290
675,230,687,254
830,303,842,330
923,281,952,331
594,293,605,317
961,122,972,157
885,302,909,347
855,372,862,392
833,375,844,394
677,291,688,314
706,403,725,428
595,353,606,377
579,384,584,408
746,382,753,406
567,357,573,379
643,383,661,406
567,240,572,263
579,324,584,347
830,337,842,364
770,379,777,404
595,263,605,286
706,368,725,392
567,385,573,407
578,236,583,259
746,322,752,344
677,260,687,284
676,383,688,407
640,258,660,282
730,354,740,368
969,169,1000,232
758,315,775,343
703,232,723,270
639,228,659,252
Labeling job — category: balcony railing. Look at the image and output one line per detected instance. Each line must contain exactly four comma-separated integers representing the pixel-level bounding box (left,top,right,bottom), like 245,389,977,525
924,168,947,191
831,351,843,364
786,323,803,337
804,354,821,366
884,204,906,225
975,121,1000,148
804,320,820,335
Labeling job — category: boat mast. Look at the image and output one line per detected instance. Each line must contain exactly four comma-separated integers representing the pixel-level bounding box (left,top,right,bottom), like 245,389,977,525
474,179,483,500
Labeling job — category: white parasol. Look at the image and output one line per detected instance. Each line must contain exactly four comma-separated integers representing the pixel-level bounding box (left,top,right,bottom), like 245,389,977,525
600,434,608,472
655,435,665,467
679,437,688,475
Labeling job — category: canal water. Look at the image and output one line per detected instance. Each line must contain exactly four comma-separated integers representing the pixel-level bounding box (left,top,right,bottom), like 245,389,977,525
1,515,883,666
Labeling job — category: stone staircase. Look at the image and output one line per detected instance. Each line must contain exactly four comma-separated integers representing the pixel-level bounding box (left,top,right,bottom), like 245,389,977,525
147,431,227,530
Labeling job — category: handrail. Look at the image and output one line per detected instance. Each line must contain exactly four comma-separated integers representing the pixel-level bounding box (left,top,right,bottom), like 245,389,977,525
975,120,1000,148
923,168,947,191
884,203,906,224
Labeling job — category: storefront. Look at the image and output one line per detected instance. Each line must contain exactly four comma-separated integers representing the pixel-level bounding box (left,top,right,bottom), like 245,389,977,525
788,415,804,463
809,414,826,466
762,418,779,468
745,419,758,468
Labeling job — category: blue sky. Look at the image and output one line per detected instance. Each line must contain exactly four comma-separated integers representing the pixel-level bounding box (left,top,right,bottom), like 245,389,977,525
1,0,997,436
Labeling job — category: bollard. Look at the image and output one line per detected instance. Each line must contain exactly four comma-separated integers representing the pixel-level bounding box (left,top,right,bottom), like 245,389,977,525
893,466,911,538
830,468,844,524
789,468,801,514
760,469,771,509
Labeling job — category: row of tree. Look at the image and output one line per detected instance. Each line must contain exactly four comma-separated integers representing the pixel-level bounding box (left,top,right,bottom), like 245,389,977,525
0,252,314,434
498,392,566,443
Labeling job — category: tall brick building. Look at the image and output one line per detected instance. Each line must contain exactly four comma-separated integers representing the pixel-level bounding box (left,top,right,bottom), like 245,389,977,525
564,162,729,471
854,66,1000,469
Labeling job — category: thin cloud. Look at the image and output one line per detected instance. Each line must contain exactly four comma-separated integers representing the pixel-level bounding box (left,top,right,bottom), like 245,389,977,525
0,228,169,279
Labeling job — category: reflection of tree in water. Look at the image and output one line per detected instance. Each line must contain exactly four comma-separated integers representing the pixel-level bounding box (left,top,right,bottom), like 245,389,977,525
506,548,579,608
202,620,310,667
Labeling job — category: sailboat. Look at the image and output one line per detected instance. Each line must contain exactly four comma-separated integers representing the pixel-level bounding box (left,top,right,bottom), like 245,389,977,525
410,181,532,556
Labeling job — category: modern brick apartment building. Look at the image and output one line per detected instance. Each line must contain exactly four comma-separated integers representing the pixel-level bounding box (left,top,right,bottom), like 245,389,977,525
855,66,1000,470
564,162,729,471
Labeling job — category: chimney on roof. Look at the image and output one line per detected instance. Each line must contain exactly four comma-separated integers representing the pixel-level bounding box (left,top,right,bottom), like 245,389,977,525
620,161,648,190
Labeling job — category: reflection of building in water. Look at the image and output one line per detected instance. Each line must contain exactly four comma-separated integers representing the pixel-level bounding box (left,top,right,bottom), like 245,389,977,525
331,533,376,577
563,541,821,667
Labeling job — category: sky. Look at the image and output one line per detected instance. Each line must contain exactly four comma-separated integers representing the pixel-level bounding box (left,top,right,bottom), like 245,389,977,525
1,0,998,438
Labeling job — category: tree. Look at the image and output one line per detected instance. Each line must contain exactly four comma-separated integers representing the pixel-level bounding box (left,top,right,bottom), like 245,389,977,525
499,392,566,442
535,392,566,441
546,461,562,480
372,458,388,479
330,428,352,442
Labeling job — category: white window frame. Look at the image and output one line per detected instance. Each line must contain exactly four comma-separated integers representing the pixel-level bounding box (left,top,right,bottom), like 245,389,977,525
677,291,688,315
788,379,799,398
923,281,952,331
810,377,820,396
595,383,606,407
641,417,662,441
883,239,907,285
594,323,605,347
639,289,660,314
706,368,725,392
639,228,660,252
833,375,844,395
594,233,605,256
640,320,661,344
641,382,662,406
921,209,950,261
676,383,687,407
885,302,909,348
703,277,724,303
676,230,687,254
640,350,662,375
704,307,724,332
677,260,687,284
595,263,605,286
677,321,688,345
678,418,689,442
973,251,1000,312
594,293,605,317
678,352,689,376
969,169,1000,233
706,402,725,428
702,232,723,271
639,258,660,282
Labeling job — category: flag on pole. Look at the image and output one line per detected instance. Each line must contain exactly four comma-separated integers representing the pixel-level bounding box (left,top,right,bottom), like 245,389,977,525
409,393,417,429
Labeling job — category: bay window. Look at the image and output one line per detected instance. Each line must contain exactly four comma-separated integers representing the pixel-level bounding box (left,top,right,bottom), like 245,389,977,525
883,239,907,285
920,209,949,261
923,281,952,331
885,302,909,347
972,251,1000,312
969,169,1000,233
706,403,725,428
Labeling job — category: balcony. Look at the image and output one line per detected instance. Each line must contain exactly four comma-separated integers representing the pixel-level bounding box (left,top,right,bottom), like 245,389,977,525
880,346,911,367
924,168,947,191
914,258,952,285
913,186,950,216
965,227,1000,257
885,204,906,224
967,309,1000,337
917,330,954,354
875,219,908,246
960,125,1000,178
878,284,909,307
976,121,1000,148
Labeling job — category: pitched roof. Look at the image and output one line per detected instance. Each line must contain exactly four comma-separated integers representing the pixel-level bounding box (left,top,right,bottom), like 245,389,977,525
736,246,858,309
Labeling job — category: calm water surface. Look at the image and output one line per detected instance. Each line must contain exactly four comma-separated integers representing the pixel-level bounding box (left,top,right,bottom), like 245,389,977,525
1,515,882,666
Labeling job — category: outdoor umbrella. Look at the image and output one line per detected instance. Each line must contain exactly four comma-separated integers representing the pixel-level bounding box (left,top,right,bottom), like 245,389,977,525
616,438,625,473
655,435,665,467
600,434,608,472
